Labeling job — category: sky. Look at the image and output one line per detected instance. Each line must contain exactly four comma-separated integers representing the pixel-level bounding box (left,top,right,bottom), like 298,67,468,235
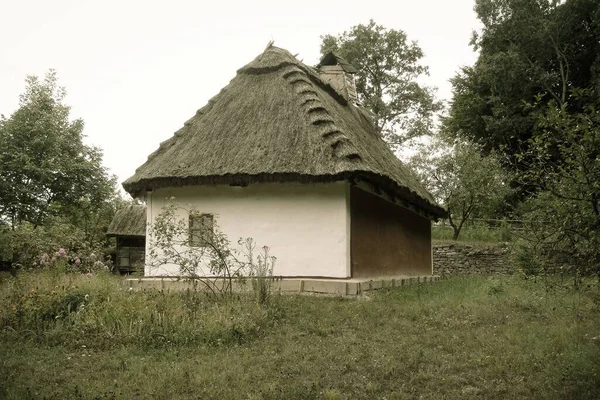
0,0,481,193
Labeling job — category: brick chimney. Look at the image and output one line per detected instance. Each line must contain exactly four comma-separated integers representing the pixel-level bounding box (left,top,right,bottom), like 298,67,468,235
317,52,358,104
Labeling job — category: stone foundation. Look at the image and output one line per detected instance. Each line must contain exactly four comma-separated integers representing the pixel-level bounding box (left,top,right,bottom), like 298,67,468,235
127,275,441,295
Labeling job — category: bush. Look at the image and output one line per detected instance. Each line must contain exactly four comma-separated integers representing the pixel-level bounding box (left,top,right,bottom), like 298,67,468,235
149,201,276,303
513,239,545,276
2,218,111,273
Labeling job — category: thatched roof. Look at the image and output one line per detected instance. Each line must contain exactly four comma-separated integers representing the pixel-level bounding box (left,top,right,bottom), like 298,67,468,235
106,205,146,237
123,45,446,218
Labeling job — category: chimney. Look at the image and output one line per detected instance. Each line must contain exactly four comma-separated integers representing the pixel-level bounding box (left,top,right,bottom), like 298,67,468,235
317,52,358,104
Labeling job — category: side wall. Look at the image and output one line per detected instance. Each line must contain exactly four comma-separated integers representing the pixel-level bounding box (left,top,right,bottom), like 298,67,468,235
145,182,350,278
351,186,432,277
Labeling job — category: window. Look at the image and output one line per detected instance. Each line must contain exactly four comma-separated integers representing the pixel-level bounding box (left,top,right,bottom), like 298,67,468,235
189,213,214,247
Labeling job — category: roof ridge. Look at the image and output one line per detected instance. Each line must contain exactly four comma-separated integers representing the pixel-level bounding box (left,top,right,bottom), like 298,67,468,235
280,65,363,164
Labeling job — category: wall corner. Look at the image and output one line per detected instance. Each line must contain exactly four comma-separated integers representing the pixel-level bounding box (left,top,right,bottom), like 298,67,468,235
430,220,434,275
345,181,352,278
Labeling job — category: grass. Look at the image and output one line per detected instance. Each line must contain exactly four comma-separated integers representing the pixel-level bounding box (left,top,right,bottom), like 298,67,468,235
432,222,514,243
1,271,599,399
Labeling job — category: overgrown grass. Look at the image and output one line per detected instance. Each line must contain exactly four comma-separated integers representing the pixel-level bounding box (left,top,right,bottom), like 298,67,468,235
1,271,599,399
0,271,274,349
433,221,514,243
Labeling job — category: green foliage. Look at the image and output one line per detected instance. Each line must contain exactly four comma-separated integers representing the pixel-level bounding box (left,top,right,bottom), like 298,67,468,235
445,0,600,162
515,89,600,275
0,224,11,264
1,274,599,399
513,238,546,276
0,70,120,270
0,271,275,349
0,70,118,228
412,137,512,239
444,0,600,272
0,217,110,272
320,20,441,146
432,220,514,243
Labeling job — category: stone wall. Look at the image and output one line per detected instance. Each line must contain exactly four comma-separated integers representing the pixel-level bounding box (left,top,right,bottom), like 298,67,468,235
433,241,513,275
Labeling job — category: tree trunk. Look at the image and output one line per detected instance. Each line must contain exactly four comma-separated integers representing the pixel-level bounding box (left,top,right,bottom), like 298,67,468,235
452,226,461,240
447,211,462,240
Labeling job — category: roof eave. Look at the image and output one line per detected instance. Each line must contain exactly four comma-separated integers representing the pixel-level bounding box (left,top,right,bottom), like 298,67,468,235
122,171,446,220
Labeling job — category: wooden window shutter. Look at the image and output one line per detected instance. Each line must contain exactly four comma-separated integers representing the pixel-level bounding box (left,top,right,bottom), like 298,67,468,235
189,213,214,247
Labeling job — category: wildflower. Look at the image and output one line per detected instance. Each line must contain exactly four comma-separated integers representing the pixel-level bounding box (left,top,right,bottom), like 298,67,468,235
57,248,67,257
74,257,81,265
86,272,93,279
39,253,50,267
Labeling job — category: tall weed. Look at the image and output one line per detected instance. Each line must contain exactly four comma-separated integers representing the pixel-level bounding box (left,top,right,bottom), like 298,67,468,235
0,271,278,349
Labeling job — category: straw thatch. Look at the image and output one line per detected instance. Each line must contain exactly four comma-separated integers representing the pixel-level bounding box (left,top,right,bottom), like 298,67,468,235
123,45,446,218
106,205,146,237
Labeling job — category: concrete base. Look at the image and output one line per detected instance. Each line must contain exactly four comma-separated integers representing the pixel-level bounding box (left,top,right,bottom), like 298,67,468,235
126,275,441,295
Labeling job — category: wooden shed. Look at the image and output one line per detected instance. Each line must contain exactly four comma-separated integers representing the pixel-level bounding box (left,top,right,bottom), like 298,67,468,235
106,205,146,274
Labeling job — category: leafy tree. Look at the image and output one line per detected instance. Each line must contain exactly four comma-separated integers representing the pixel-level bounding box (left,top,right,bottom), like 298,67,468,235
0,70,117,229
445,0,600,163
411,137,512,240
320,20,441,146
516,89,600,276
443,0,600,273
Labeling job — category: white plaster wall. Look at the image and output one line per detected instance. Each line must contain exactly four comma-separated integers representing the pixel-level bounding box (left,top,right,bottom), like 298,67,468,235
145,182,350,278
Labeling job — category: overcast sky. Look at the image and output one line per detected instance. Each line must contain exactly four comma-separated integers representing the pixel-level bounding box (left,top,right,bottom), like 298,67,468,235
0,0,481,192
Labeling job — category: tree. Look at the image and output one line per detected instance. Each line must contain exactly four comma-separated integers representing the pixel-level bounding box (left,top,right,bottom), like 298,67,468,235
411,137,511,240
443,0,600,273
0,70,117,228
516,89,600,275
320,20,441,146
445,0,600,163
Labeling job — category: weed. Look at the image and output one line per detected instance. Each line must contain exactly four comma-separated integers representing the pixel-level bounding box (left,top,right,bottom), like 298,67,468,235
1,273,599,399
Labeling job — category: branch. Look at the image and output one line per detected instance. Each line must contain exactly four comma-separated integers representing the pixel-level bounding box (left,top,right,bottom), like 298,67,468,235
549,35,569,105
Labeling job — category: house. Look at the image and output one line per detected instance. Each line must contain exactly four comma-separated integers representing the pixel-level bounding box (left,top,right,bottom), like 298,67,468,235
122,45,446,279
106,205,146,274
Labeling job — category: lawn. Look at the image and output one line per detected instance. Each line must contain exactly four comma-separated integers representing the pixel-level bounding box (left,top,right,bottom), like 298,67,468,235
1,271,599,399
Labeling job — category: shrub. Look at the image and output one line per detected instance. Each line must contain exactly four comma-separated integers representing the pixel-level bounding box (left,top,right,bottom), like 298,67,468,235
2,218,112,273
149,201,276,303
